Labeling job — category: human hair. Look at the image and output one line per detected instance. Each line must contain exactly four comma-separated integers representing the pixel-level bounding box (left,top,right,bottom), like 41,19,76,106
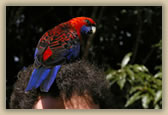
10,60,112,109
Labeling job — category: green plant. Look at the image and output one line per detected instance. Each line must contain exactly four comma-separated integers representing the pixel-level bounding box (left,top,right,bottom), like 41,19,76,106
106,52,162,109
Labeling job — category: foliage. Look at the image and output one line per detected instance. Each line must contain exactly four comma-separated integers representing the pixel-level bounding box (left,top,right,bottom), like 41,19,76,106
106,52,162,109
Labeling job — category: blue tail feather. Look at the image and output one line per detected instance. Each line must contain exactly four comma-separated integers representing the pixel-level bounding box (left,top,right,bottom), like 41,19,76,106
40,65,61,92
25,68,41,91
35,67,51,88
25,65,61,92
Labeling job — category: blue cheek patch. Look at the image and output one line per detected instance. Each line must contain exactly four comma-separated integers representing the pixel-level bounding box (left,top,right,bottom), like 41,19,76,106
81,25,91,35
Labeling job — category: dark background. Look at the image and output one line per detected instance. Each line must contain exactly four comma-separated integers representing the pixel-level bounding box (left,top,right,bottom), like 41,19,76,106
6,6,162,108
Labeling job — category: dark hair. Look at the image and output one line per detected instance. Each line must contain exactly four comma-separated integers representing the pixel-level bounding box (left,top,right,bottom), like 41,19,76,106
10,60,112,109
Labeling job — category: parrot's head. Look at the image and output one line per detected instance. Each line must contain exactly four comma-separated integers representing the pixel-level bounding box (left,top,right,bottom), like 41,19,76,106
69,17,96,39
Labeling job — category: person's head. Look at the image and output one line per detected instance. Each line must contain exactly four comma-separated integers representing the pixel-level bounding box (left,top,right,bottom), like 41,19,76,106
10,60,112,109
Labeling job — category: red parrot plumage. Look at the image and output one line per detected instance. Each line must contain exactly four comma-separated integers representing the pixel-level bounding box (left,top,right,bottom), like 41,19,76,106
25,17,96,92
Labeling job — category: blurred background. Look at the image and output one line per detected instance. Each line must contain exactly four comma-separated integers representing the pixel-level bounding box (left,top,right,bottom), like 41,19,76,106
6,6,162,109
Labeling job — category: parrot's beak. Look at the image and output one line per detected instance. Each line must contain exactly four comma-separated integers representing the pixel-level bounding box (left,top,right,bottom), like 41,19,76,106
91,26,96,34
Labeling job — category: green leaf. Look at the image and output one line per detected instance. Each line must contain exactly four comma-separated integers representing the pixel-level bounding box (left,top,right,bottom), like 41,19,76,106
151,84,159,89
106,73,113,81
117,72,126,90
133,64,148,72
142,94,151,109
109,78,118,86
154,72,162,79
105,68,115,75
154,90,162,104
154,104,160,109
132,64,141,72
154,79,162,87
154,65,162,71
125,91,142,107
121,52,132,68
141,65,149,72
146,87,155,96
125,67,135,81
106,72,119,86
129,86,143,94
152,40,162,49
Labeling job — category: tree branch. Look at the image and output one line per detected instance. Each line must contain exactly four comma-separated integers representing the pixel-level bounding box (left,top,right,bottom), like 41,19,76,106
130,8,143,64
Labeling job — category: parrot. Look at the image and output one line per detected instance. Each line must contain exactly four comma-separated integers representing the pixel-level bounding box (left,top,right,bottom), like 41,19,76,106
25,17,96,92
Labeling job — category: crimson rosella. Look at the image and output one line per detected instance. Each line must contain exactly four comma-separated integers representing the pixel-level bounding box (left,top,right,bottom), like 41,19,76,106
25,17,96,92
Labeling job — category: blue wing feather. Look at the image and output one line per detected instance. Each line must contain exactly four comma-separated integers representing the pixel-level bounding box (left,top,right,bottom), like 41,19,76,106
66,43,80,60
